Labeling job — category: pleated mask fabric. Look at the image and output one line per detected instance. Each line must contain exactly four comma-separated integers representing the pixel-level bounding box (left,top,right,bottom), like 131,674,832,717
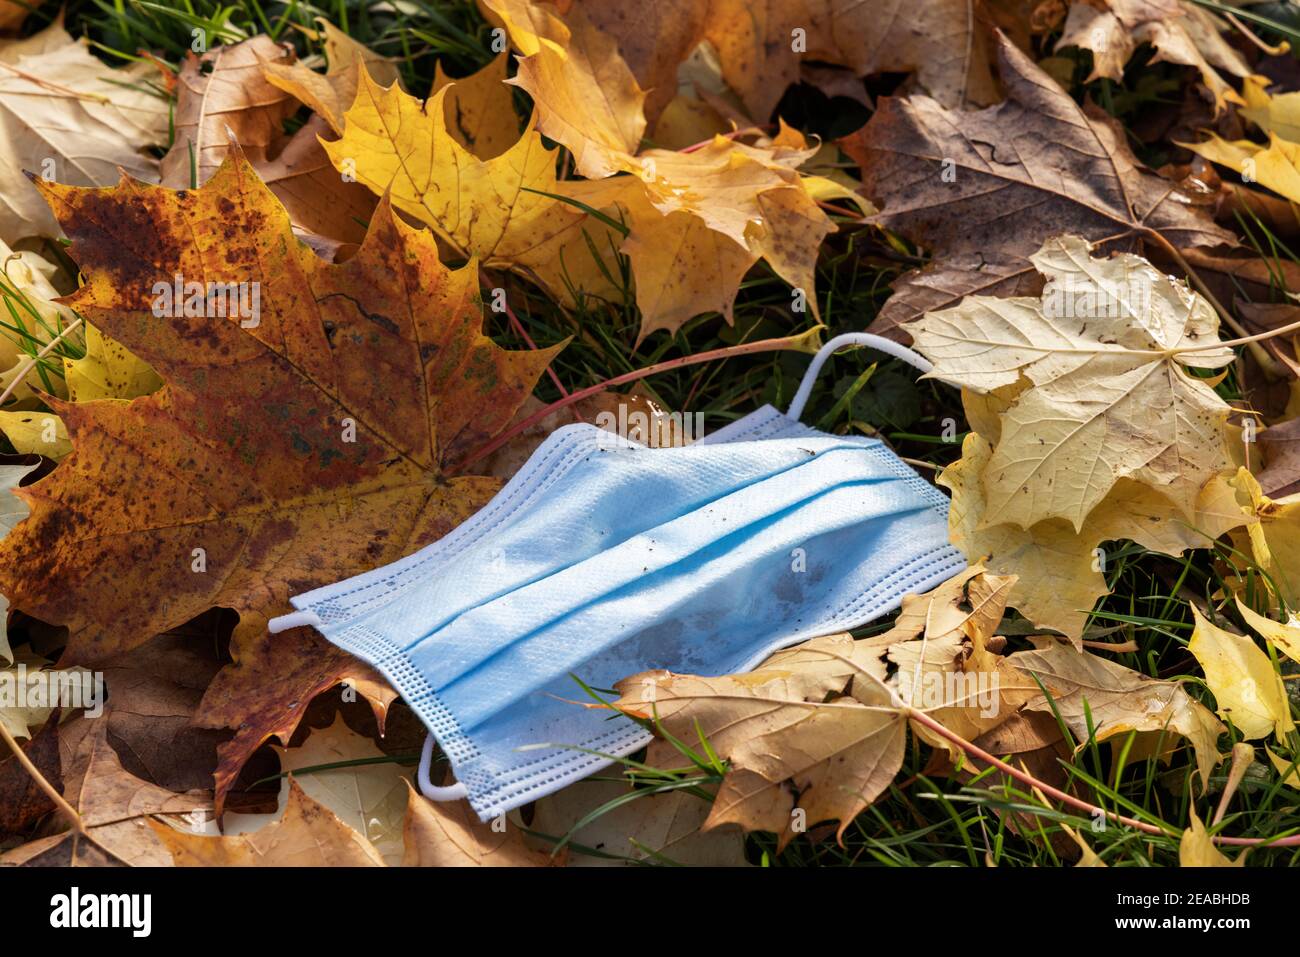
268,334,965,820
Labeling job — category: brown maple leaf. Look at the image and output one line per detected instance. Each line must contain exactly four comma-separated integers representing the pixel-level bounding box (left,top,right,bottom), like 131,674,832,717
0,146,563,810
840,30,1236,339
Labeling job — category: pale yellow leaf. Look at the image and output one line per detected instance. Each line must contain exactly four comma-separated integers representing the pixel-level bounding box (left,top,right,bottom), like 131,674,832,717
1189,604,1294,742
1179,807,1244,866
913,235,1235,530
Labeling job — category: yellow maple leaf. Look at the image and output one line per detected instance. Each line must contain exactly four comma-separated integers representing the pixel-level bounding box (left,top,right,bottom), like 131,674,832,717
940,433,1246,646
325,70,622,306
431,54,520,159
262,17,401,134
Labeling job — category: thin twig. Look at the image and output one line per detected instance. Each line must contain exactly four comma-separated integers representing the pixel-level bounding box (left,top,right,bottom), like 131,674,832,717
0,719,84,836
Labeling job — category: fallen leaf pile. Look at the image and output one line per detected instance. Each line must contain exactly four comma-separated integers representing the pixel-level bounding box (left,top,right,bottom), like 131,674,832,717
3,0,1300,871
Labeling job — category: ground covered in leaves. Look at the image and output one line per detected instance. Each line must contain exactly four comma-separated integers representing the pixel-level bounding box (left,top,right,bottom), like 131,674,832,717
4,0,1300,867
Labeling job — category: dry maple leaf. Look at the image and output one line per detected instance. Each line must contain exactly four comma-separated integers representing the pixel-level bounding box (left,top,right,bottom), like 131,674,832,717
1057,0,1249,109
1,717,211,866
612,570,1046,847
940,432,1246,645
326,68,621,308
261,17,401,136
1011,638,1225,787
2,146,558,662
0,147,562,809
151,776,384,866
883,568,1042,755
161,36,379,245
614,633,901,848
402,781,555,866
841,30,1236,338
159,35,298,187
461,0,839,338
911,235,1236,530
0,19,169,240
725,0,998,117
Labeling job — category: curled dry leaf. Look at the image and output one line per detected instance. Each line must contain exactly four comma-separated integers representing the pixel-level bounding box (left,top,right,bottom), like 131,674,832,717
614,632,903,849
1057,0,1248,109
161,35,380,245
1188,605,1294,742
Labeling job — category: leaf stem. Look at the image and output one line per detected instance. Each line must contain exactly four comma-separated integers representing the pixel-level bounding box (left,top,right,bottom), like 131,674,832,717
1141,228,1285,377
906,707,1300,847
453,329,823,471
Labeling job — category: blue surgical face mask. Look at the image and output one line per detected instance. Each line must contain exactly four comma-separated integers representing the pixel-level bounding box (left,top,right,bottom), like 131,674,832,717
269,334,964,820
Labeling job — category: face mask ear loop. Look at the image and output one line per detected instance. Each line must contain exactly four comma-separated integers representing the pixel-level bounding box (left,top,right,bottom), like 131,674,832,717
417,732,470,802
787,332,950,422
